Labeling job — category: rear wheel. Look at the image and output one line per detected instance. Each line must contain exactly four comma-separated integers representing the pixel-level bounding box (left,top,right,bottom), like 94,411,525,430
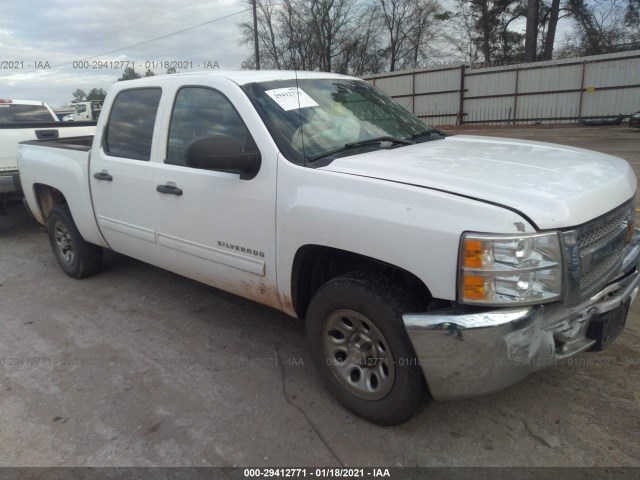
306,271,429,425
47,205,102,278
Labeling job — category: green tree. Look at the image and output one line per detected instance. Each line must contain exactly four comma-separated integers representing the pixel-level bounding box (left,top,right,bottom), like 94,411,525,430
166,67,178,74
561,0,631,56
447,0,526,65
118,67,142,81
71,89,86,103
143,69,156,77
524,0,540,60
377,0,444,71
240,0,387,74
86,88,107,102
541,0,562,60
625,0,640,43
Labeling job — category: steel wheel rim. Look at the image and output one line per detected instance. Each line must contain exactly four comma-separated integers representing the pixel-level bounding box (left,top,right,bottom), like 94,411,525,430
321,309,395,400
53,221,75,266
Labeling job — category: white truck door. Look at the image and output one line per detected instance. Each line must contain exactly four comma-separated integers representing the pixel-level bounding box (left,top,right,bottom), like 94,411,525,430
152,84,280,309
74,103,87,121
89,87,162,266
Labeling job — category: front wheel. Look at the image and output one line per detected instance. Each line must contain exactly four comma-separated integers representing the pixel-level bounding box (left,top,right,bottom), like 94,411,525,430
306,272,429,425
47,204,103,278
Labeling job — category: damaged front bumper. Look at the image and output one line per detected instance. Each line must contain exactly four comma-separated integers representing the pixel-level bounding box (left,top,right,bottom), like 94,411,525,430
403,229,640,402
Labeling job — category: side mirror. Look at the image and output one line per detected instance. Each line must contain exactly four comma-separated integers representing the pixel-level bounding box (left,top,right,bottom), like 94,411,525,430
185,135,261,180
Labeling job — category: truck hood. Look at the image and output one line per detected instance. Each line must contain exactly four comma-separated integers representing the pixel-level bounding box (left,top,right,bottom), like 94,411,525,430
321,135,637,230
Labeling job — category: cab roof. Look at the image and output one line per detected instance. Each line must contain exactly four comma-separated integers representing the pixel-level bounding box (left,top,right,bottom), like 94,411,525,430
121,70,357,86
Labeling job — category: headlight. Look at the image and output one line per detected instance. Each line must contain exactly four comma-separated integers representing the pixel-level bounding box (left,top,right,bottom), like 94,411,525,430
459,232,563,306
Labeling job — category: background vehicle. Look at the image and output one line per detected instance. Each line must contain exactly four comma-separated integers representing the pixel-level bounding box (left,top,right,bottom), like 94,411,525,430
17,72,640,425
63,101,102,122
0,99,96,206
630,112,640,128
580,114,624,126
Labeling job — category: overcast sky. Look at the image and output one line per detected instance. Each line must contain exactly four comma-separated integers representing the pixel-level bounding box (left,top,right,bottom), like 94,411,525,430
0,0,253,108
1,0,573,109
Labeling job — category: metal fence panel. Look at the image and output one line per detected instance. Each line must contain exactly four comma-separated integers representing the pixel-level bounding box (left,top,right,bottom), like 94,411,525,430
371,74,412,97
363,50,640,126
414,92,459,120
582,87,640,117
464,97,514,123
414,69,460,94
518,64,582,93
516,92,581,123
465,71,517,98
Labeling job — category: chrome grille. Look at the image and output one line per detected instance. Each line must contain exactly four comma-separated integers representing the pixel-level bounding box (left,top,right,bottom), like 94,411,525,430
564,200,635,304
579,250,623,290
577,211,628,250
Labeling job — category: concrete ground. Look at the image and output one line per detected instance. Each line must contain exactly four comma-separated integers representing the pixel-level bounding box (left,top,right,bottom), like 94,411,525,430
0,125,639,467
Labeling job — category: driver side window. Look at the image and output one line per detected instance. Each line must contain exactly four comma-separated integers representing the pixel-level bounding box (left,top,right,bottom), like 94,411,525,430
166,87,257,167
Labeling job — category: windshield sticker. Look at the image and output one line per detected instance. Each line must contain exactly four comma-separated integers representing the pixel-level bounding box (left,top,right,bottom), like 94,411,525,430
265,87,319,111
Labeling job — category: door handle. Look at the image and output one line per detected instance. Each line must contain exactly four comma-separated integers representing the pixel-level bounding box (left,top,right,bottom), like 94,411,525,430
156,184,183,196
93,171,113,181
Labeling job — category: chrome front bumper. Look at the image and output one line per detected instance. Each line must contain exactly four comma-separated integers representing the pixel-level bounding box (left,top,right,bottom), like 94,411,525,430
403,229,640,402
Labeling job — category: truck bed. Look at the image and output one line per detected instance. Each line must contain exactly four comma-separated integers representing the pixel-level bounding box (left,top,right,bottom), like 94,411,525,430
2,122,97,178
0,120,96,130
20,135,94,151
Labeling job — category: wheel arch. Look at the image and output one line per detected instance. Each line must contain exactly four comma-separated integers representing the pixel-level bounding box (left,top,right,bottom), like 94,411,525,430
290,245,435,319
33,183,68,223
31,183,108,248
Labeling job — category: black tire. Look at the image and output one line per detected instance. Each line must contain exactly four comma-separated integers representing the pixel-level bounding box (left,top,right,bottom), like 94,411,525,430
47,204,103,278
306,271,430,425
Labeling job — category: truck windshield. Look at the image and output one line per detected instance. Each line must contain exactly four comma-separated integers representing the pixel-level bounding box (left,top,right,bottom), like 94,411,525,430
0,104,54,123
242,78,441,165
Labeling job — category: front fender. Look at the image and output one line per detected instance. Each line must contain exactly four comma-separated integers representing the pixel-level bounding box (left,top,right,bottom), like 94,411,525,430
275,156,536,316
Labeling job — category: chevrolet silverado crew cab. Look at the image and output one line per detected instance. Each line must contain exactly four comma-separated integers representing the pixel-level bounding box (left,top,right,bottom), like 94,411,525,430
18,71,640,425
0,99,95,205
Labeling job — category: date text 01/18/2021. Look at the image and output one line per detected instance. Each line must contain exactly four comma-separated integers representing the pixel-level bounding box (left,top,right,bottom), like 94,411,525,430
68,60,221,70
243,468,390,477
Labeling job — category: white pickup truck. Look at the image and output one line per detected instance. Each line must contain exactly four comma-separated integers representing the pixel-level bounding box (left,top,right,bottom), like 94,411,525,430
0,99,95,205
62,101,102,122
18,71,640,425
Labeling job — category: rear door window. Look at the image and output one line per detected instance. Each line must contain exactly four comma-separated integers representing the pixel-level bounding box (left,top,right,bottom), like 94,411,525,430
104,88,162,161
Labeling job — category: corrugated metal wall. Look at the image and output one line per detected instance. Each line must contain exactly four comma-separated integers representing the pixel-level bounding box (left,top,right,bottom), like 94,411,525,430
363,50,640,126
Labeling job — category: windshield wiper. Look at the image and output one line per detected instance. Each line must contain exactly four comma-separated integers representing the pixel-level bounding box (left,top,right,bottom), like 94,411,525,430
345,136,413,148
309,136,413,163
409,128,447,141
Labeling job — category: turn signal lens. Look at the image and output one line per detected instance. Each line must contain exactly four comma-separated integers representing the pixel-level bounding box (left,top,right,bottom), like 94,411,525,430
459,232,563,305
462,275,485,301
463,239,484,268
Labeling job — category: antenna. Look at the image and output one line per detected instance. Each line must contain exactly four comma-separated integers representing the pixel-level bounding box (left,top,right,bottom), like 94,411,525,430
294,69,307,167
